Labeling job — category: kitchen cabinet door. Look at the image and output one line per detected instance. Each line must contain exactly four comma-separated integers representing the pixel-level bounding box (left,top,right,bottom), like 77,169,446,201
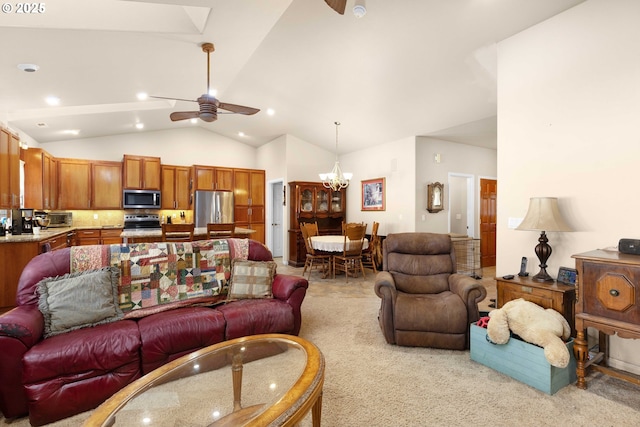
193,165,233,191
123,155,161,190
92,161,122,209
162,165,191,209
58,158,92,209
0,128,21,209
24,148,59,210
193,165,214,190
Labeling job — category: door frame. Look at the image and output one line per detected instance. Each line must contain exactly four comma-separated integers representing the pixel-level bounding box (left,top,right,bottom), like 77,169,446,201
267,179,285,258
447,172,475,238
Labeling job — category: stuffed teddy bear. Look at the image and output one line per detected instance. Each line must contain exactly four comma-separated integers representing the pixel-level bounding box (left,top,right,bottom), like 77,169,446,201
487,298,572,368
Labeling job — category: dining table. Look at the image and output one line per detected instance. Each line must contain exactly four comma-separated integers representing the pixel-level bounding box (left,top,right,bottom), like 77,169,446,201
310,235,369,253
309,235,369,279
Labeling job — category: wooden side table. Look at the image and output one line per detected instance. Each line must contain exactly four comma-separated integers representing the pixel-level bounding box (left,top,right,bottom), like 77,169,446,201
496,275,576,337
572,250,640,390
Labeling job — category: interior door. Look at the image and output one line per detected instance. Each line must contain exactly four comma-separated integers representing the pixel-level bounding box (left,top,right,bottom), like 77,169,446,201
480,178,497,267
270,181,284,257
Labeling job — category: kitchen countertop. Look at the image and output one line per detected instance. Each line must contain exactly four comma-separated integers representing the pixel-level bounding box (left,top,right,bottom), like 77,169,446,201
0,226,255,244
121,227,256,238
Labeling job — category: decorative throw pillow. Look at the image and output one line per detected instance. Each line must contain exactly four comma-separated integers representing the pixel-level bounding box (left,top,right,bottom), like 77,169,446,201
37,267,123,337
228,260,277,300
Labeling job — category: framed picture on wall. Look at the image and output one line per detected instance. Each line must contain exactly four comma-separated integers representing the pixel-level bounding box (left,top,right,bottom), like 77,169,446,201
427,182,444,213
361,177,385,211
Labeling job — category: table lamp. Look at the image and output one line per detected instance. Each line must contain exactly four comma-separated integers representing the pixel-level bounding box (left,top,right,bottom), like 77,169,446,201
516,197,572,282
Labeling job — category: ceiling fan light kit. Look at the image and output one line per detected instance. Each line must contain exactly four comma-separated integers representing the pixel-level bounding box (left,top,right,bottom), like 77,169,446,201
151,42,259,123
320,121,353,191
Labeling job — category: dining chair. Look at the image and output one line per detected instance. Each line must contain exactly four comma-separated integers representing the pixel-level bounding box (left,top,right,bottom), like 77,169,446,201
300,223,330,280
362,221,380,273
161,223,195,242
206,222,236,238
304,221,320,238
333,223,367,282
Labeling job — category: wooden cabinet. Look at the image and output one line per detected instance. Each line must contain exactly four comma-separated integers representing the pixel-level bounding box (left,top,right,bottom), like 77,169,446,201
58,158,92,209
193,165,234,191
161,165,192,209
0,242,40,312
234,168,265,243
287,181,346,266
100,228,123,245
40,231,69,253
24,148,58,210
75,228,101,245
496,275,576,336
92,161,122,209
0,128,21,209
572,250,640,389
123,155,161,190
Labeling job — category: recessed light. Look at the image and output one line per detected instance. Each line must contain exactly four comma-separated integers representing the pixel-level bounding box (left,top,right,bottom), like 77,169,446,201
62,130,80,135
208,88,218,97
266,108,275,116
136,92,148,101
45,96,60,106
135,123,144,130
18,63,39,72
238,132,245,137
190,118,198,124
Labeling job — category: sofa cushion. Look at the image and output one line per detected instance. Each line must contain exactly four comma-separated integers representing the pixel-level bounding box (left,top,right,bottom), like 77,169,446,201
37,267,123,337
218,299,294,340
137,307,226,374
228,260,277,300
22,320,141,426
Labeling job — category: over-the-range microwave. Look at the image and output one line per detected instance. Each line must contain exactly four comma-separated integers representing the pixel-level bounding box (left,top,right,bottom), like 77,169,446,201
123,189,161,209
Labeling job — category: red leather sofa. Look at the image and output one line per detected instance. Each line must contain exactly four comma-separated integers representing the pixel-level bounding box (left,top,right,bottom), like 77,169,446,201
0,239,308,426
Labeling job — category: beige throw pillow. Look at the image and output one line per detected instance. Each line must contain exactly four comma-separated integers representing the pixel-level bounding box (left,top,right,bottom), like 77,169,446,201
228,260,277,300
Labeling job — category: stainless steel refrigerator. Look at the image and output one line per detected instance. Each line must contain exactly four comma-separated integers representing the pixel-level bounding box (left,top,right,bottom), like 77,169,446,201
194,190,234,228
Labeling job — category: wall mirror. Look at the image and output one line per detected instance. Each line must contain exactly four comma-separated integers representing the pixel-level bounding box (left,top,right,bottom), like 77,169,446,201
427,182,444,213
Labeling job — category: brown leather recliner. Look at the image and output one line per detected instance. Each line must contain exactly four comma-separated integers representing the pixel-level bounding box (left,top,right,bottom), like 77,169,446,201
374,233,487,350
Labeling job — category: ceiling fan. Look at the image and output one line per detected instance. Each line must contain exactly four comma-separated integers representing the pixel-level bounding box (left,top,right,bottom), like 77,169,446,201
324,0,347,15
151,42,259,123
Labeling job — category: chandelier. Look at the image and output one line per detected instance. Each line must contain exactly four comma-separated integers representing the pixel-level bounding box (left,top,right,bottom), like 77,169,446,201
319,121,353,191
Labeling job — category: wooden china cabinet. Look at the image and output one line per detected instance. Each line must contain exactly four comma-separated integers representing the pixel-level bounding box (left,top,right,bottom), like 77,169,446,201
287,181,346,267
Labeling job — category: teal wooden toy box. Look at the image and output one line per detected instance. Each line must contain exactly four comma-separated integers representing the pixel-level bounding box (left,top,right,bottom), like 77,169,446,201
469,324,576,394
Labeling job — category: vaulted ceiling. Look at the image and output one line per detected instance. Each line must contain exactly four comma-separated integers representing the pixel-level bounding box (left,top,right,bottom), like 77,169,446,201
0,0,584,153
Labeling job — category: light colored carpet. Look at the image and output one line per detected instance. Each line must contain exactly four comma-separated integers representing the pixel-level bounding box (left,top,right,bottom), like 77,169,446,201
3,263,639,426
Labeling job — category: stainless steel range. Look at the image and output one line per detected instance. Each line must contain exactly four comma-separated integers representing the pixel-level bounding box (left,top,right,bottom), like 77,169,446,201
123,214,161,230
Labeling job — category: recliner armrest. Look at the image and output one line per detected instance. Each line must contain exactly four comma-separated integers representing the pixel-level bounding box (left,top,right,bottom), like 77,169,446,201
448,273,487,320
374,271,397,299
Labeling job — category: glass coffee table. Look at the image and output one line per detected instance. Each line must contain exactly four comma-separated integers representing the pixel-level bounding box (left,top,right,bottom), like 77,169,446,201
84,334,324,427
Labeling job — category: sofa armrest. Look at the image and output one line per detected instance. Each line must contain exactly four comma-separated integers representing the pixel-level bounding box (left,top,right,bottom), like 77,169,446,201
374,271,398,345
0,305,43,419
0,305,44,348
448,273,487,322
271,273,308,336
272,274,308,301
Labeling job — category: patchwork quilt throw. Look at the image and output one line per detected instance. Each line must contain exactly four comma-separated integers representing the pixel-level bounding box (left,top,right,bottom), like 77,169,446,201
70,239,231,318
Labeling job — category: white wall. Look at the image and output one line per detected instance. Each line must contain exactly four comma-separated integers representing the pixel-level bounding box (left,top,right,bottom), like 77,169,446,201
35,127,257,168
497,0,640,374
340,136,417,237
416,137,497,236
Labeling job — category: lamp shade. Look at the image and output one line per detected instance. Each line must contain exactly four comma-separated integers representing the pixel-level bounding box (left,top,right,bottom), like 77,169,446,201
516,197,572,232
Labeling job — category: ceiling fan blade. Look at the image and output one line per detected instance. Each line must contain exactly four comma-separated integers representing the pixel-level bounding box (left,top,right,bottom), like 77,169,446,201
325,0,346,14
218,102,260,115
150,95,197,103
170,111,200,121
